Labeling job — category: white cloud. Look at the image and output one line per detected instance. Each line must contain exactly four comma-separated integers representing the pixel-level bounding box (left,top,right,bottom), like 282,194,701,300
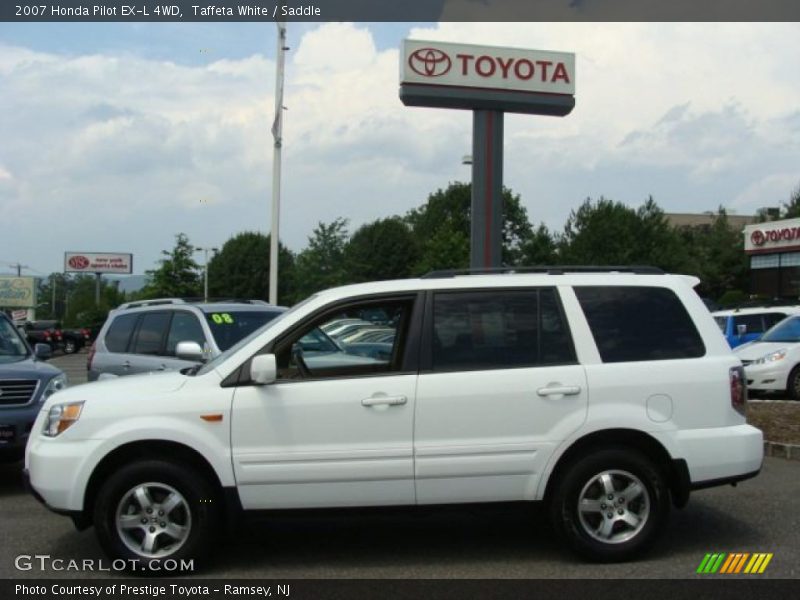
1,23,799,276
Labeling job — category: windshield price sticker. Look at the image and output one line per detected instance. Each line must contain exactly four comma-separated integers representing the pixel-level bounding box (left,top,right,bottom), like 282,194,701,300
210,313,234,325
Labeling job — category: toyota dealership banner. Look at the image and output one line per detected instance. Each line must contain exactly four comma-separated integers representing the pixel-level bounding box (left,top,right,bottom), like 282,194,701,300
401,39,575,96
64,252,133,274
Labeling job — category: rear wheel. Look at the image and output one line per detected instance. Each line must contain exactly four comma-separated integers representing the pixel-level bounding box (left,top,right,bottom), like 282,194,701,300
93,460,220,571
549,448,669,562
63,339,77,354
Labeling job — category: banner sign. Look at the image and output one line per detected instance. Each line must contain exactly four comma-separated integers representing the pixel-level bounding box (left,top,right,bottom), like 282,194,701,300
0,276,36,308
64,252,133,274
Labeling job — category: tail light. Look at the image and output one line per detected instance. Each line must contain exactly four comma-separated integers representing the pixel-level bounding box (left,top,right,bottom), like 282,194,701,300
730,366,747,416
43,331,51,341
87,342,96,372
82,328,90,339
54,329,62,341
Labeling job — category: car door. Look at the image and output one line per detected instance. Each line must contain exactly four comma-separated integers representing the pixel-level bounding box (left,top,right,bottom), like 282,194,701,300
230,294,422,510
414,287,588,504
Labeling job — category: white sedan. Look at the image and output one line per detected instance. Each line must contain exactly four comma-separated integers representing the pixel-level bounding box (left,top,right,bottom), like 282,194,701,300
735,315,800,399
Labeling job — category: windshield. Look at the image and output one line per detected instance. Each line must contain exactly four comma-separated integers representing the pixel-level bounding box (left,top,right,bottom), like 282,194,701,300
760,316,800,343
0,318,30,363
194,295,318,376
205,310,285,351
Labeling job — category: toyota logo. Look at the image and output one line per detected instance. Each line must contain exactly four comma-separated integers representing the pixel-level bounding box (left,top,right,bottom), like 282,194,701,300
750,230,766,246
68,255,90,269
408,48,451,77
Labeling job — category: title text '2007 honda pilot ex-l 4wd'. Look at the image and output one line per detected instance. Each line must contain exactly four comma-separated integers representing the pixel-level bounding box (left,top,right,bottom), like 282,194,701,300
25,267,763,568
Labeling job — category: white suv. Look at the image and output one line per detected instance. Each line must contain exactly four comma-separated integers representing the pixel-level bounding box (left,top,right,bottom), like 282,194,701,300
25,268,763,567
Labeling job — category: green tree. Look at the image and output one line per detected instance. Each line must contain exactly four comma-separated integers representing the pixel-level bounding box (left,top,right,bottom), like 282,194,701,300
207,232,295,304
345,217,420,282
36,273,125,326
782,183,800,219
518,223,558,265
677,207,748,301
141,233,201,299
405,181,533,272
293,218,350,299
559,196,690,272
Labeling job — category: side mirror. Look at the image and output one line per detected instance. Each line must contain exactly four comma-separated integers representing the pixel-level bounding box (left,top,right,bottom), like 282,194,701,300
250,354,277,385
34,343,52,360
176,341,204,361
736,324,747,336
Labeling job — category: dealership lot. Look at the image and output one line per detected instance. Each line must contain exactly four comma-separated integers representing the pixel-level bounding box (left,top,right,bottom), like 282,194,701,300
0,351,796,578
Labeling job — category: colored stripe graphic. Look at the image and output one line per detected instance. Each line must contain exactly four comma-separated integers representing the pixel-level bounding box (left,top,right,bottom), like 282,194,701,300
699,552,772,574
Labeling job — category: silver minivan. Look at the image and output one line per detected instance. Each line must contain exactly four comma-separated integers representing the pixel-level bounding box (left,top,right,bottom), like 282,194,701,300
87,299,286,381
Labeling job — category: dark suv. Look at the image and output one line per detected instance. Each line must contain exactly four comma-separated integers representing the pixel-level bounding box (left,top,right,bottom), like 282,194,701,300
0,312,67,461
87,299,286,381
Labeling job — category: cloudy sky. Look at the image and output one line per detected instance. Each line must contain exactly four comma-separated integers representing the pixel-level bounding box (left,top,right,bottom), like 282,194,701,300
1,21,799,277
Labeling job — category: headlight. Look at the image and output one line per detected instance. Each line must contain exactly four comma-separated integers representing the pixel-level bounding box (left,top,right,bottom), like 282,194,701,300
42,374,68,400
754,349,787,365
43,401,84,437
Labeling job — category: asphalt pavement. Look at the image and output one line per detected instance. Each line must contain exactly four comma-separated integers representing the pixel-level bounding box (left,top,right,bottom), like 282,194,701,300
0,351,795,579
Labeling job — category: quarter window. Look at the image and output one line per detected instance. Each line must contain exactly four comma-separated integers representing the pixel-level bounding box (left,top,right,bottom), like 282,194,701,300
431,288,575,372
575,286,705,362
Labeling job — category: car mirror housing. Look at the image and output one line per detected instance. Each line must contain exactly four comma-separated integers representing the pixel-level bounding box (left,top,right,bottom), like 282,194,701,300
34,343,52,360
250,354,277,385
176,341,204,362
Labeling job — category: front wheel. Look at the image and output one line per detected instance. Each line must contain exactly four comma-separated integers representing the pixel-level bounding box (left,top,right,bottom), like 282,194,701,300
787,366,800,400
93,460,220,571
549,448,669,562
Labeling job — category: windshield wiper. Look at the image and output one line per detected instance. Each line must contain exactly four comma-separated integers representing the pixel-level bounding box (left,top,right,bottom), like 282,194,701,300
181,364,203,376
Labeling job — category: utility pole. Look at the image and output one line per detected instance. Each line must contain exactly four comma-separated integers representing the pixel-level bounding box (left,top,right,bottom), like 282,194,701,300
10,263,28,276
270,22,287,306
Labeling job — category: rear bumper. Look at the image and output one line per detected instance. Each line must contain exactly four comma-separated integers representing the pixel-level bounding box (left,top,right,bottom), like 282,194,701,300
666,424,764,484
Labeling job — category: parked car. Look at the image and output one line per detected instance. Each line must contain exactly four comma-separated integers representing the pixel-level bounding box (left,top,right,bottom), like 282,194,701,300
21,320,63,353
0,312,67,462
735,314,800,399
62,327,91,354
26,267,762,570
711,306,800,348
87,299,287,381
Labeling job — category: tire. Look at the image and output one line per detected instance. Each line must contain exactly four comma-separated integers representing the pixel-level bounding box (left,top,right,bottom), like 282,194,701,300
787,366,800,400
93,460,220,571
63,339,77,354
549,448,669,562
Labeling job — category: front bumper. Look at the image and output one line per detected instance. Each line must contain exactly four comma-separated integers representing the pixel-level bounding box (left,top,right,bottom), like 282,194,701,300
0,404,41,453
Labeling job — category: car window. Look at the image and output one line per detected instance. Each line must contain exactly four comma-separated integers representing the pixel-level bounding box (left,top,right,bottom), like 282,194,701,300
275,298,414,381
761,316,800,342
713,316,727,333
763,312,789,330
205,310,285,351
0,318,28,362
104,313,138,353
575,286,705,362
166,312,207,356
131,312,171,356
431,288,575,372
733,314,765,334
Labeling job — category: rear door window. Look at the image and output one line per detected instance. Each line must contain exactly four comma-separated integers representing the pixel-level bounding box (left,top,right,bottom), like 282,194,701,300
431,288,576,372
131,312,171,356
575,286,705,362
104,313,138,353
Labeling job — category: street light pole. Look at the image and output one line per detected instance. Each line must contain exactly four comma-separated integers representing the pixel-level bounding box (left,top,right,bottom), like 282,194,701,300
195,247,218,303
270,22,287,306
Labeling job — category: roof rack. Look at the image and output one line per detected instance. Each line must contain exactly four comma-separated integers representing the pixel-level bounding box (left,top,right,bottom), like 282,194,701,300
421,265,665,279
209,299,272,305
116,298,188,310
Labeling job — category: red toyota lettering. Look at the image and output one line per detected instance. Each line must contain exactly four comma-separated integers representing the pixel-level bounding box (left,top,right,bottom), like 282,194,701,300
456,53,474,75
552,62,570,83
514,58,534,80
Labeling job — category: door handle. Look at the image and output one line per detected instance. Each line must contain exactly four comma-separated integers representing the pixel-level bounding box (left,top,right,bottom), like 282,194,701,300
361,395,408,407
537,385,582,397
122,360,131,369
157,364,167,371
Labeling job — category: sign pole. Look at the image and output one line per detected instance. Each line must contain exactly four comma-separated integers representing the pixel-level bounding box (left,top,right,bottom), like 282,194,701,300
95,273,101,306
470,110,504,269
